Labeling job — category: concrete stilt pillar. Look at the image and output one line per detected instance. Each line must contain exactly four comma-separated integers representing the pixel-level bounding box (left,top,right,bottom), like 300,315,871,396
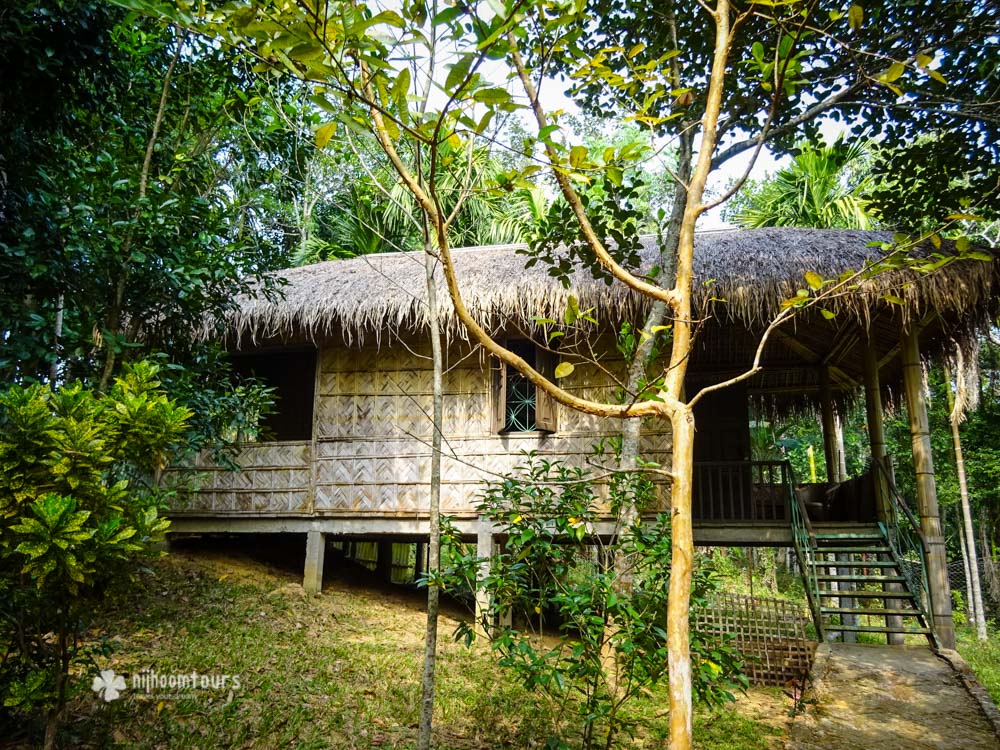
376,540,393,581
901,328,955,649
475,518,494,637
304,530,326,595
414,541,425,581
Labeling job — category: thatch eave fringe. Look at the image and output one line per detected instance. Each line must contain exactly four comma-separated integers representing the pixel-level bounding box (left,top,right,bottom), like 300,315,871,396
216,228,998,349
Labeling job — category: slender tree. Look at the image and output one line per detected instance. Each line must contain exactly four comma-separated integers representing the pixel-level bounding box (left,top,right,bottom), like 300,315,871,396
946,351,988,640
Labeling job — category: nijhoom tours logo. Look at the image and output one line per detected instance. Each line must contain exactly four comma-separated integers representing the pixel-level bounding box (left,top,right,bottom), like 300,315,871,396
91,667,241,701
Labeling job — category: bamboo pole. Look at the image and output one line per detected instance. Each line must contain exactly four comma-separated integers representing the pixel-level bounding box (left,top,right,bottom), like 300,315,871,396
863,336,904,644
820,367,838,483
901,328,955,649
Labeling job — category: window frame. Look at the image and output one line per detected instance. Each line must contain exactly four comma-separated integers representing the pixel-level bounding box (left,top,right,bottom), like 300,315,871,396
490,339,557,434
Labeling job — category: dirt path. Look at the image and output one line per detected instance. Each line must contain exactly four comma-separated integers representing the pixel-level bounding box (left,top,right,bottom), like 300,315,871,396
788,643,1000,749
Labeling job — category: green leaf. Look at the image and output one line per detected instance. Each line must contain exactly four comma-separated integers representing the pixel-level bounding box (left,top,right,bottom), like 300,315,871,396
445,53,475,93
538,124,560,142
883,294,905,306
564,294,580,325
315,122,338,149
392,67,411,109
820,308,836,320
14,541,49,560
472,87,512,105
778,34,794,59
882,61,905,83
433,6,464,25
569,145,588,169
554,362,575,379
955,236,971,252
946,213,983,222
848,4,863,30
804,271,823,290
928,69,948,85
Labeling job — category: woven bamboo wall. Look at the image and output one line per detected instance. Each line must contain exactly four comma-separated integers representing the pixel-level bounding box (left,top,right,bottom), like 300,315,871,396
176,337,672,517
173,441,311,513
311,340,671,516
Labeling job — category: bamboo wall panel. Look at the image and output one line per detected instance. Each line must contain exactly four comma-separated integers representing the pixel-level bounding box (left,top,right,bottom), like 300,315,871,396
175,341,672,518
172,441,311,514
310,341,671,516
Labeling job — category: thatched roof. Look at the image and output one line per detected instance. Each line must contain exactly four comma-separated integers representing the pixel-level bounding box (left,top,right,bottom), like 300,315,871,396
225,228,997,347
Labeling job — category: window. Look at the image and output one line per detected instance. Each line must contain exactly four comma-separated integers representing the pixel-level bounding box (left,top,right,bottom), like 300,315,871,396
491,340,557,434
231,350,316,441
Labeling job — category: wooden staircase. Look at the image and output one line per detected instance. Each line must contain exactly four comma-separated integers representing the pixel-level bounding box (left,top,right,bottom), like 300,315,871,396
808,523,935,645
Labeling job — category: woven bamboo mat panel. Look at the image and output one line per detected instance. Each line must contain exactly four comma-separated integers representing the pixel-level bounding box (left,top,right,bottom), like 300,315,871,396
693,593,817,686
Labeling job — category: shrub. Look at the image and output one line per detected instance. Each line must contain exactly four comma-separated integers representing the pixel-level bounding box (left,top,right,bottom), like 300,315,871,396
442,453,747,749
0,362,190,748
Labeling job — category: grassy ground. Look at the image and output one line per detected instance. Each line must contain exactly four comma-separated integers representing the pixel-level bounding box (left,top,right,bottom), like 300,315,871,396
17,541,792,749
956,625,1000,705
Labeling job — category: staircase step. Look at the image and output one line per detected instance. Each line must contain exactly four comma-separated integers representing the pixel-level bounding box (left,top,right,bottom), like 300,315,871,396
812,546,892,554
815,534,884,541
823,624,932,635
821,607,921,617
816,574,907,583
810,560,899,569
812,523,881,530
816,589,915,599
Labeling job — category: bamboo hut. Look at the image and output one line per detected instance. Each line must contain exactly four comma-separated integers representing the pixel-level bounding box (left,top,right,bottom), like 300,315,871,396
169,227,998,649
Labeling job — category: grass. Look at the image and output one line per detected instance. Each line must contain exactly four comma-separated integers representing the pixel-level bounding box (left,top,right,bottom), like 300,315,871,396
956,625,1000,704
11,540,791,749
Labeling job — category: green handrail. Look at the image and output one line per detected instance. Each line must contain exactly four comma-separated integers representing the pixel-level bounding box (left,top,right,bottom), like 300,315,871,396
786,462,824,640
872,457,937,646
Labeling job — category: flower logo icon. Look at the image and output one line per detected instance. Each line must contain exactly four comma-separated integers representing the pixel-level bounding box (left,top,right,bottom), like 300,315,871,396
92,669,126,702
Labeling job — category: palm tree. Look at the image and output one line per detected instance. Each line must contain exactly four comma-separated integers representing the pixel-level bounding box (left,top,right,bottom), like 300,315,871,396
294,145,547,266
728,138,878,230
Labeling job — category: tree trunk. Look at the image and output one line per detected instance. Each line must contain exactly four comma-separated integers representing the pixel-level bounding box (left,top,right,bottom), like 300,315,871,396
667,408,695,748
49,293,63,384
417,241,444,750
981,518,1000,605
946,359,988,640
958,516,977,625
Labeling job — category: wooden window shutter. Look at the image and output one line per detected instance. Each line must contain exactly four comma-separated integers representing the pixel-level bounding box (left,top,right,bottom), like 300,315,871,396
490,355,507,434
534,346,558,433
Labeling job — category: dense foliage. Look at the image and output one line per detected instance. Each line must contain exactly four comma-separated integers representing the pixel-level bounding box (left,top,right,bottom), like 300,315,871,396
441,454,747,749
0,362,189,747
567,0,999,228
0,0,301,386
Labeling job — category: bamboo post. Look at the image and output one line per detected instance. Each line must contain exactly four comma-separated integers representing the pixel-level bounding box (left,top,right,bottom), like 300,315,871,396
820,367,855,640
863,336,904,644
901,328,955,649
820,367,839,485
863,338,889,519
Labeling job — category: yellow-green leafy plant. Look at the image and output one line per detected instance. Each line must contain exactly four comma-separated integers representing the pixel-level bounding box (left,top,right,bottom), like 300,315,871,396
0,361,190,749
